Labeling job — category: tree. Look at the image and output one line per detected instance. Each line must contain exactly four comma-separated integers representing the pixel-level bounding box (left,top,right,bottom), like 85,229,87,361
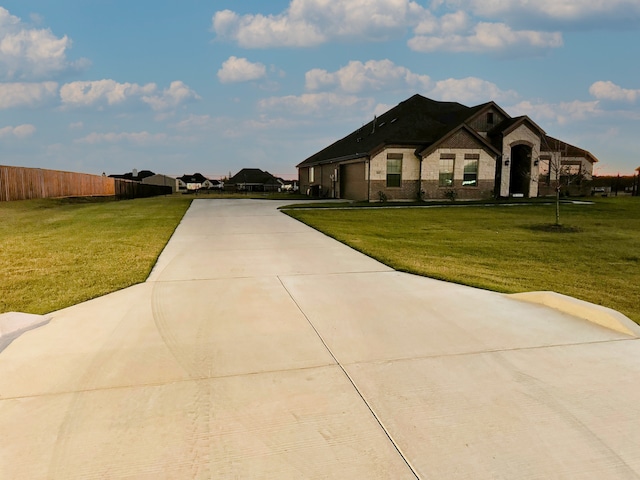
536,137,588,226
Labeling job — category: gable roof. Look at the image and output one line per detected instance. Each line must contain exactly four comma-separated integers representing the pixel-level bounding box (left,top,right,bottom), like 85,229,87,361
465,101,510,124
109,170,156,181
492,116,546,138
418,124,501,158
543,136,599,163
297,94,490,168
179,173,209,183
228,168,282,186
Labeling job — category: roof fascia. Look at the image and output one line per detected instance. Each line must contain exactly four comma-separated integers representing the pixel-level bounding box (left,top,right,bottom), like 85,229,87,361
369,141,428,159
502,116,546,137
543,135,599,164
465,101,511,124
417,124,501,158
296,152,369,168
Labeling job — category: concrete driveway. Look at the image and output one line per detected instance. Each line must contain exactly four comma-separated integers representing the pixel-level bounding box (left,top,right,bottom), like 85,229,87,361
1,199,639,479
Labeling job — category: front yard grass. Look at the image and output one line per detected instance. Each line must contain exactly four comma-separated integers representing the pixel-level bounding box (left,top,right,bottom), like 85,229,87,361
285,197,640,324
0,195,192,314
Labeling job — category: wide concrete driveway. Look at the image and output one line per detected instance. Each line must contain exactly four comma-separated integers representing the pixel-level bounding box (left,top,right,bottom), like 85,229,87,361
1,199,640,479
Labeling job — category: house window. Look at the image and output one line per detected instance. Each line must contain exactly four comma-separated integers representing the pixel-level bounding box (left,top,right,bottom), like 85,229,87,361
439,154,455,187
487,112,494,124
463,155,479,186
309,167,315,183
538,156,551,185
387,153,402,188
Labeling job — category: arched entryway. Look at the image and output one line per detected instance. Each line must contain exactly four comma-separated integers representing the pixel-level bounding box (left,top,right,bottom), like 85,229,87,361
509,144,532,197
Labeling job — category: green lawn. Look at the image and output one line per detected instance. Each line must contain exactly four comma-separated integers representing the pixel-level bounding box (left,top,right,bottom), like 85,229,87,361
0,196,192,314
285,197,640,324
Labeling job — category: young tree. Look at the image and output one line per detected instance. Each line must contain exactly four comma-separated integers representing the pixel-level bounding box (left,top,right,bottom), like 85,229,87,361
536,137,587,226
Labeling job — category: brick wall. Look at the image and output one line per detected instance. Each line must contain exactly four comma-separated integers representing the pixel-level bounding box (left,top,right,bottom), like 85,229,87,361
370,179,421,201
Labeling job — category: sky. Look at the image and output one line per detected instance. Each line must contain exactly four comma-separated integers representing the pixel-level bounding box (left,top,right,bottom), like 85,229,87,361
1,1,639,180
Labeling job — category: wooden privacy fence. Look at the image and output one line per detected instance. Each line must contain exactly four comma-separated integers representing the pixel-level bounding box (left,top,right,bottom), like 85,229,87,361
113,178,172,199
0,165,171,201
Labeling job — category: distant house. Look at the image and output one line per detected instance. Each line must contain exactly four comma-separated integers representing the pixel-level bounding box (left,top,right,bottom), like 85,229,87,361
142,174,179,193
177,173,216,191
109,169,156,182
297,94,598,201
280,179,299,192
208,179,224,190
227,168,284,192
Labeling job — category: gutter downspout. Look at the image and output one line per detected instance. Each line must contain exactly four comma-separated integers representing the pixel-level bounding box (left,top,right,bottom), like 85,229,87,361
367,158,371,202
418,155,423,201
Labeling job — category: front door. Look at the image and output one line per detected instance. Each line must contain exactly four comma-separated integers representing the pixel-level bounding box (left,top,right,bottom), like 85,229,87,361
509,144,532,197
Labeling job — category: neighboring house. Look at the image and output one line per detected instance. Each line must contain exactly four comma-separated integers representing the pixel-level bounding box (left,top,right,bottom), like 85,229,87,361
209,179,224,190
297,94,598,201
227,168,284,192
109,169,156,182
177,173,215,191
142,174,179,193
280,179,299,192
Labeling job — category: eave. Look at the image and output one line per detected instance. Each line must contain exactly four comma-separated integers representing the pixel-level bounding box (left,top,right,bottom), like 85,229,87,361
296,152,369,168
417,124,501,158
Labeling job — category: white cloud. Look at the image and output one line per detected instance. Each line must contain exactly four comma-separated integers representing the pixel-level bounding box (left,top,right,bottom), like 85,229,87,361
0,81,58,108
242,115,305,131
409,21,562,53
60,79,156,108
212,1,567,55
258,92,374,116
74,131,169,145
305,59,431,93
0,7,87,80
172,114,213,130
589,81,639,103
142,81,200,111
445,0,640,26
212,0,427,48
428,77,518,104
374,102,395,116
218,56,267,83
223,118,312,139
510,99,601,125
303,60,516,105
59,79,198,111
0,123,36,138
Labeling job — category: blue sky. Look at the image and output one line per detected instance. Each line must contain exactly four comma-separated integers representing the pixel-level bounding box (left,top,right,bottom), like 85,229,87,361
1,1,639,179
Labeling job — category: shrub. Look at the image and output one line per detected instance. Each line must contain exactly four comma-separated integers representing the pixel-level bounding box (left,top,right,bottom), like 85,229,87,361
444,189,458,202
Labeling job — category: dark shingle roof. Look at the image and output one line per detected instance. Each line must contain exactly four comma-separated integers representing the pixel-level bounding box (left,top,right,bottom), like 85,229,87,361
179,173,209,183
109,170,156,181
228,168,282,186
297,94,487,168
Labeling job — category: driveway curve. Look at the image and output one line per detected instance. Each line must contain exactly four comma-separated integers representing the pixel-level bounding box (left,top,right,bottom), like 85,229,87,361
1,199,639,479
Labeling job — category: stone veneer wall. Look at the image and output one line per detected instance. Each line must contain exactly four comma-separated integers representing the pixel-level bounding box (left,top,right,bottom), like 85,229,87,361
501,124,541,197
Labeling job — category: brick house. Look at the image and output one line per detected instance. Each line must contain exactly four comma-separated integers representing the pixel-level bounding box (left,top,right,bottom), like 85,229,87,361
297,94,598,201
